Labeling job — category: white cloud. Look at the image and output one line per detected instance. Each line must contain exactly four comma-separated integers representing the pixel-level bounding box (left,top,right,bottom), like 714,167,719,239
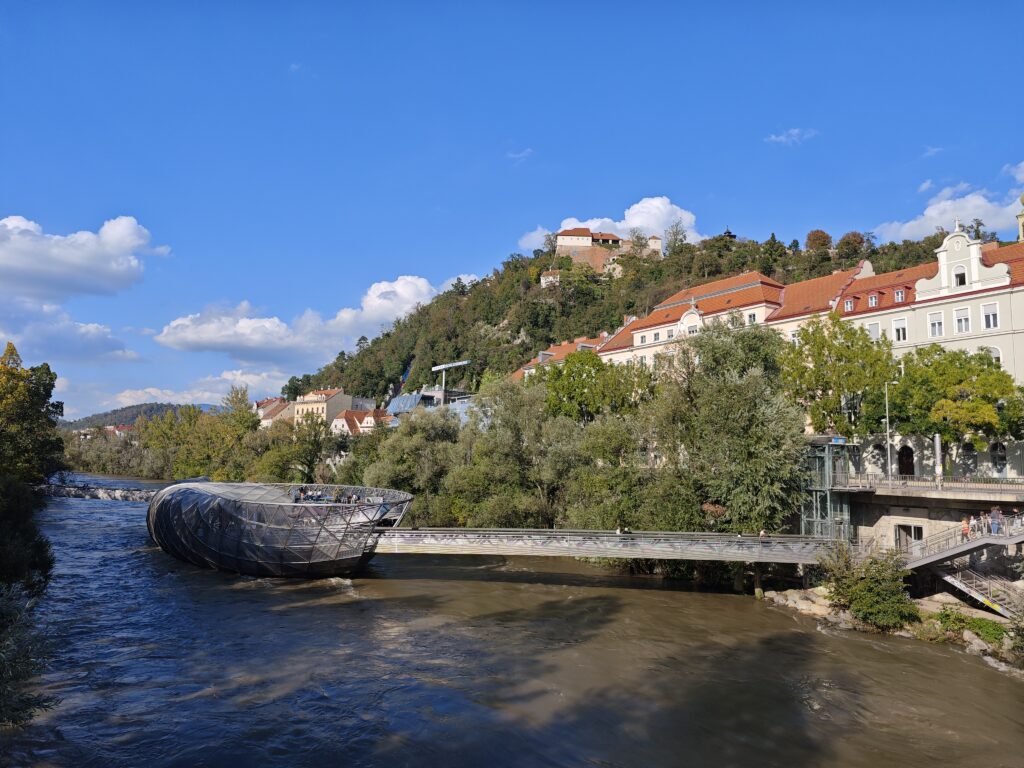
110,368,291,408
1,299,138,363
155,274,445,367
506,148,533,163
917,179,933,193
923,146,944,158
1002,161,1024,184
557,195,704,242
289,62,302,73
764,128,819,145
54,376,70,393
518,226,550,251
874,181,1022,242
0,215,166,301
440,274,478,291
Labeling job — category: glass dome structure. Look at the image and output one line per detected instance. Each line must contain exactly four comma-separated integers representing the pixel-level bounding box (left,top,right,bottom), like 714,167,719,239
147,482,412,577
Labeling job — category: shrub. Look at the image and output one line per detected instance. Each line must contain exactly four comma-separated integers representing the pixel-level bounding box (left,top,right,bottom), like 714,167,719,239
0,586,56,726
936,606,1006,646
820,547,919,631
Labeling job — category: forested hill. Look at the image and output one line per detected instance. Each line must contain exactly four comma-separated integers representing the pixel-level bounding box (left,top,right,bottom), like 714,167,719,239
61,402,214,430
283,224,993,402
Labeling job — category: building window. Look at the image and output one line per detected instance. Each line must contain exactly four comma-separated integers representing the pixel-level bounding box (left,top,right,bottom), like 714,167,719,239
640,335,646,345
667,329,674,339
981,346,1002,368
789,331,799,343
928,312,944,337
961,442,978,472
953,266,967,287
867,322,880,341
983,303,999,329
687,326,699,336
653,332,660,342
892,318,907,342
990,442,1007,473
868,294,878,308
844,299,854,312
955,307,970,334
746,313,756,325
894,289,905,303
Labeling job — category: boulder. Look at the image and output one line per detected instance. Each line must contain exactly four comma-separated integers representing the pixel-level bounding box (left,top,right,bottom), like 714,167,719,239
962,630,989,655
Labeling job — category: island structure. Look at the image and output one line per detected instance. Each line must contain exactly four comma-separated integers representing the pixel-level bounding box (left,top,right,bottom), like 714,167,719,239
147,481,412,577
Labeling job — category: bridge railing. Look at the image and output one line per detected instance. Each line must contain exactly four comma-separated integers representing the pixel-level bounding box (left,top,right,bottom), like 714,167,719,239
833,473,1024,494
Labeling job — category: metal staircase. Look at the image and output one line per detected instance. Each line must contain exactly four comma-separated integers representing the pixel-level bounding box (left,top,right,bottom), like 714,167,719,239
933,562,1024,619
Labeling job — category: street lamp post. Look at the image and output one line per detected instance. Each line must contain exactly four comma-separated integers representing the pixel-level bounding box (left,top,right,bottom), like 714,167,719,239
430,359,471,407
884,379,898,484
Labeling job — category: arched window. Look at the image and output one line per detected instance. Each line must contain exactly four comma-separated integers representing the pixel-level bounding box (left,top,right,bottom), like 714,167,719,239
990,442,1007,472
961,442,978,472
980,346,1002,368
953,265,967,287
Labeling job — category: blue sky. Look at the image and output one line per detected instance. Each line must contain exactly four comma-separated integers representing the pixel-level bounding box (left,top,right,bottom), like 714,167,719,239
2,2,1022,416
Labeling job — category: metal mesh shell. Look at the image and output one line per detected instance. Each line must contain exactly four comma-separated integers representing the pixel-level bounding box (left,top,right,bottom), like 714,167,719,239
147,482,412,577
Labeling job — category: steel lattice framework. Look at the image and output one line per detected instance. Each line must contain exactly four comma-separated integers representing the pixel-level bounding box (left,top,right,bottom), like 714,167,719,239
147,482,412,577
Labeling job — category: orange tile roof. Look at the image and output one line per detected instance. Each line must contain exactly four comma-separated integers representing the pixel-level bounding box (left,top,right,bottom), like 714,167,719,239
307,388,343,397
558,227,592,237
655,271,783,310
515,333,610,375
632,284,782,331
984,241,1024,285
255,396,283,409
591,231,621,241
835,262,934,316
767,266,862,321
597,317,641,354
261,400,290,420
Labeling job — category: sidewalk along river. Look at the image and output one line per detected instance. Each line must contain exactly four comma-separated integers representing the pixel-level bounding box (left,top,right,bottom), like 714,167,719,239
3,474,1023,767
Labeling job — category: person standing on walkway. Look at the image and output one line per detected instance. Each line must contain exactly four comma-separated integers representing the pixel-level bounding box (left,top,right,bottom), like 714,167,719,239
961,517,970,543
991,506,1002,535
969,515,979,538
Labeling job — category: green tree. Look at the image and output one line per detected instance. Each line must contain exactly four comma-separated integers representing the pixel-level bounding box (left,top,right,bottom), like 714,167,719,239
0,342,65,484
652,321,806,535
782,312,897,435
293,414,342,483
866,346,1023,466
759,233,786,275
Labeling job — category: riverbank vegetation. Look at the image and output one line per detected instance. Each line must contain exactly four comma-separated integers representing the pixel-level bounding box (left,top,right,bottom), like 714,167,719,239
0,342,64,726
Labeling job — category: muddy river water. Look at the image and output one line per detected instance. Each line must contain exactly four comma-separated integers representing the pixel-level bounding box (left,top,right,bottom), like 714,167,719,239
3,477,1023,767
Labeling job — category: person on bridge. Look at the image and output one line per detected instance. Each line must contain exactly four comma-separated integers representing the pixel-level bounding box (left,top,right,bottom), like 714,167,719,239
961,517,970,543
991,507,1003,535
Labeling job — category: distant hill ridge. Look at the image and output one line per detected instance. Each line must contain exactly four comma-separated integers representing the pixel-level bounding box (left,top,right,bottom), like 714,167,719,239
61,402,217,430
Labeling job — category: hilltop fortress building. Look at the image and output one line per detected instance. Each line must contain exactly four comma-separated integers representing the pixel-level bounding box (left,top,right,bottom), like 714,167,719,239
555,227,662,276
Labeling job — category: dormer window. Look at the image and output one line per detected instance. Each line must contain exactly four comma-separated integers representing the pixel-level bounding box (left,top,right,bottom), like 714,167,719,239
868,294,878,308
640,334,647,345
953,266,967,287
844,299,854,312
894,289,905,303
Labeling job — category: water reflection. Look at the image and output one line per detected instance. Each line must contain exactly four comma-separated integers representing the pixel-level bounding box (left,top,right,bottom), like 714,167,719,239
2,489,1022,767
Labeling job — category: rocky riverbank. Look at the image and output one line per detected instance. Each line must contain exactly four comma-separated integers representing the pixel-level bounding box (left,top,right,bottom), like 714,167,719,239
764,586,1024,675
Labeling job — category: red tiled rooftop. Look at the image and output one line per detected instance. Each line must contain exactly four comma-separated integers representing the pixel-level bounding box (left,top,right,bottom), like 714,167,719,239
767,266,862,321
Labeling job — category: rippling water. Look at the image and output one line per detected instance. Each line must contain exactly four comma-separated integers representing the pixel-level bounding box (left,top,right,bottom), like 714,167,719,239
3,479,1023,767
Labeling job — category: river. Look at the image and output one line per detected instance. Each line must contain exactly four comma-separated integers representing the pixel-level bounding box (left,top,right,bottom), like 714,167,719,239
3,475,1023,767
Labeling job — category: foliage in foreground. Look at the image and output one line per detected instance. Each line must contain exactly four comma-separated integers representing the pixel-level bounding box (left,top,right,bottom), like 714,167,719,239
0,342,63,726
820,545,920,631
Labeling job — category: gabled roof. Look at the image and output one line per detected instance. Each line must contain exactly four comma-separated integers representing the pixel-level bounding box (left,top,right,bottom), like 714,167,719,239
260,400,291,421
631,283,783,332
558,227,592,237
836,262,934,316
767,266,862,322
596,318,641,354
513,333,610,378
654,271,783,311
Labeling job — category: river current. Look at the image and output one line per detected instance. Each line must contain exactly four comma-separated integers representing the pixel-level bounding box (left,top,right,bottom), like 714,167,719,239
2,475,1023,767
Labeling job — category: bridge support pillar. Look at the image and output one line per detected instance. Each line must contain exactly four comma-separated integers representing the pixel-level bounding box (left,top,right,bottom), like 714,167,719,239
753,563,763,600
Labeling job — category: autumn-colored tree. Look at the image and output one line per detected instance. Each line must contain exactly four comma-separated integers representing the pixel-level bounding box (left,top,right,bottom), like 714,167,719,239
805,229,833,251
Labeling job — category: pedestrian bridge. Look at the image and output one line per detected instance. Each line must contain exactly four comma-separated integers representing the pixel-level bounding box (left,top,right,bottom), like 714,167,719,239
372,528,837,565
